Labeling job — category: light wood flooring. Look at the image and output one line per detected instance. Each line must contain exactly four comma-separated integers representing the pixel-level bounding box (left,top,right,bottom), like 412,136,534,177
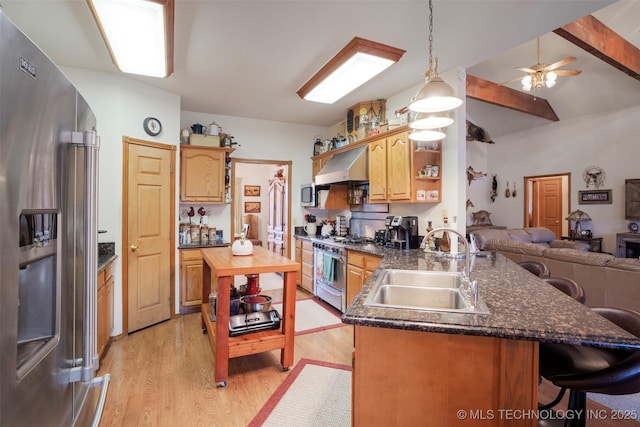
98,287,639,427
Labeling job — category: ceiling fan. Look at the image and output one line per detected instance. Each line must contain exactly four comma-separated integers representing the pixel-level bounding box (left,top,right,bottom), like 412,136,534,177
503,37,581,91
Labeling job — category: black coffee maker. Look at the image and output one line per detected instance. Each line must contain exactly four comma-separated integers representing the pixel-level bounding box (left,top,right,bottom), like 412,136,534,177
384,216,420,249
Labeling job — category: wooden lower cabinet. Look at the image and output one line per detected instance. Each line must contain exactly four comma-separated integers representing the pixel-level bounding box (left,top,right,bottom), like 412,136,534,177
296,238,314,293
180,249,204,314
346,250,381,305
97,260,115,360
353,325,538,426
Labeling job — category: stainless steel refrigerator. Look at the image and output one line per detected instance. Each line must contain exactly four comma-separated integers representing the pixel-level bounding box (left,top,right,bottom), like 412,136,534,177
0,11,110,427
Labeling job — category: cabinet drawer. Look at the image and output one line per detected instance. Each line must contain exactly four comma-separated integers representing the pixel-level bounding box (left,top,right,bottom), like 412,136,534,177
301,274,313,290
302,249,314,264
348,252,365,267
104,261,115,281
302,261,313,278
302,240,313,251
97,270,106,289
180,249,203,261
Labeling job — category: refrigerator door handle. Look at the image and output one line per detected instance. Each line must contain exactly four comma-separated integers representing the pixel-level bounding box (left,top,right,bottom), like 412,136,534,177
66,130,101,380
90,373,111,427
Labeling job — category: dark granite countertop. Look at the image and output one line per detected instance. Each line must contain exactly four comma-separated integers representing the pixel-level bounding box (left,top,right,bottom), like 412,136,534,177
98,254,117,273
341,247,640,350
178,241,231,249
98,242,117,273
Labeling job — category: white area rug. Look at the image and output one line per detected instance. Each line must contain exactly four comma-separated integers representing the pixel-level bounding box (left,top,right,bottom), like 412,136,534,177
272,298,344,335
248,358,352,427
588,392,640,415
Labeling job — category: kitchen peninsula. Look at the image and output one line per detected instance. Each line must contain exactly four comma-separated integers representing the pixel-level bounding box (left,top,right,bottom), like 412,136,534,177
200,245,299,386
342,249,640,426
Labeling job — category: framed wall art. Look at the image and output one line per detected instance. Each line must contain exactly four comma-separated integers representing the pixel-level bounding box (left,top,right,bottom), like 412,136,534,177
244,185,261,197
579,189,612,205
244,202,261,213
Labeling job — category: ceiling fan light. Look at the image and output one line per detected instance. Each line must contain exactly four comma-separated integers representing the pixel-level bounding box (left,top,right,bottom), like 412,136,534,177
408,128,446,142
545,71,557,88
409,76,463,113
410,112,453,130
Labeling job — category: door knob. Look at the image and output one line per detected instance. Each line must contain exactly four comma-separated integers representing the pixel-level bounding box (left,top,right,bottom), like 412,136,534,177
131,244,138,252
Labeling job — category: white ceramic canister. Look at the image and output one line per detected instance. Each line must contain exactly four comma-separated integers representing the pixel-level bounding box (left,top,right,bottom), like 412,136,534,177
304,222,317,236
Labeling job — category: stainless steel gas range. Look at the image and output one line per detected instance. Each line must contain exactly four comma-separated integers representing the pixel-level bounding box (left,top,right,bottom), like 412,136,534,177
312,236,375,312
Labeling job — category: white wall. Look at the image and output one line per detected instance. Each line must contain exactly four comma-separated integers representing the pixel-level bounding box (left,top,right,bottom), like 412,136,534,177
61,67,181,336
484,105,640,253
180,111,327,247
382,68,467,236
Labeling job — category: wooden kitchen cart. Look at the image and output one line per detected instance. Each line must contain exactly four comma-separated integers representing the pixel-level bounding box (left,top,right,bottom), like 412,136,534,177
200,245,299,386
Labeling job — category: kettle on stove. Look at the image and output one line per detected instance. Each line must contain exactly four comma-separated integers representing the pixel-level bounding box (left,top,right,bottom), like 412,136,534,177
321,223,333,237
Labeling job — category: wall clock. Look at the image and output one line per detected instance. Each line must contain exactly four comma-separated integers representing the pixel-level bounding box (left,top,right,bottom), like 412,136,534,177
143,117,162,136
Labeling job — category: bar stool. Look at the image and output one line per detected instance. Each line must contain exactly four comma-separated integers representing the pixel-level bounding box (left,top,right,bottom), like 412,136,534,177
518,260,550,278
539,307,640,427
543,277,586,304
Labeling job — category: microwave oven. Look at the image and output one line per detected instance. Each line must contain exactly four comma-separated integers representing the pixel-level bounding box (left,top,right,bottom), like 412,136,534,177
301,183,316,207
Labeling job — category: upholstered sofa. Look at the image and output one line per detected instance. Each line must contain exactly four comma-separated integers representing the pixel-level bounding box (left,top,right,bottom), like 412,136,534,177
470,227,640,312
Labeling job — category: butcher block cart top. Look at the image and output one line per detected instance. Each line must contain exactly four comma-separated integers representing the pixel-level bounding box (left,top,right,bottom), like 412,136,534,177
200,245,300,386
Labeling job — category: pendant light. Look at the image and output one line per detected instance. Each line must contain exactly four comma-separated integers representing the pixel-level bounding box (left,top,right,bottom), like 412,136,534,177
409,0,462,123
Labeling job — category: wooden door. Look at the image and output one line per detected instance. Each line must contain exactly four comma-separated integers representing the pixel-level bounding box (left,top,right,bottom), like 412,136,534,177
387,133,411,201
368,139,387,201
267,178,285,256
126,140,174,333
533,176,563,237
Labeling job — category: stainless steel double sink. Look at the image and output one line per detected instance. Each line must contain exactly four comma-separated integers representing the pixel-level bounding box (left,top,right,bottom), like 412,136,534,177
363,269,490,315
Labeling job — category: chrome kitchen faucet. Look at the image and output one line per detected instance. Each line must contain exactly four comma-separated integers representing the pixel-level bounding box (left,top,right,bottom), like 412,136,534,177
421,228,479,309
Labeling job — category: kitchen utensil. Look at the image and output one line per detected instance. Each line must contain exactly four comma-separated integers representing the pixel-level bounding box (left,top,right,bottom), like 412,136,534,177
191,123,206,134
207,121,221,136
231,232,253,255
321,223,333,237
240,294,272,313
180,128,190,144
304,222,317,236
505,181,511,198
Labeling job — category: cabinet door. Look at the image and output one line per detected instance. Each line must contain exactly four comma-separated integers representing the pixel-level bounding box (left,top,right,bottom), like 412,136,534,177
180,259,203,309
295,245,302,286
312,156,331,180
368,139,388,202
97,283,107,358
387,133,411,201
301,243,314,293
106,275,114,342
347,264,364,305
180,147,225,203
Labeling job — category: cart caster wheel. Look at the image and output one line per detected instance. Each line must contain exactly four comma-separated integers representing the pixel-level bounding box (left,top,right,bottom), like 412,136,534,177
281,367,290,372
216,381,227,388
202,329,207,335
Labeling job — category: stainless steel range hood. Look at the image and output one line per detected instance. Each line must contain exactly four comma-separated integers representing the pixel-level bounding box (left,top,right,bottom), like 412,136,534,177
315,145,368,185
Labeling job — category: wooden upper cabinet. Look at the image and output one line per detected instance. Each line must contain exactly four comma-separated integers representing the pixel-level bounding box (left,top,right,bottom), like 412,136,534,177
180,146,233,203
312,155,332,181
387,133,411,200
368,131,411,202
368,138,387,202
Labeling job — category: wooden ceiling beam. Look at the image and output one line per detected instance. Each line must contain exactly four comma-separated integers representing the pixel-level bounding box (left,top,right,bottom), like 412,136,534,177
465,74,559,121
554,15,640,80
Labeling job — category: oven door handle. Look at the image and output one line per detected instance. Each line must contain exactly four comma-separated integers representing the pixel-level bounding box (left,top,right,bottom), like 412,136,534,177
315,251,344,263
315,281,342,297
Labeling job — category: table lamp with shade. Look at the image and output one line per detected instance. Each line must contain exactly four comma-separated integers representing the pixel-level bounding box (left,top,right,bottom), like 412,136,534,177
566,209,592,237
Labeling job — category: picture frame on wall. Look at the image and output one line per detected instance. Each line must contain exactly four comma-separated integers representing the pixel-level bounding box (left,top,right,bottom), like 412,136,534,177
244,202,261,213
579,189,612,204
244,185,261,197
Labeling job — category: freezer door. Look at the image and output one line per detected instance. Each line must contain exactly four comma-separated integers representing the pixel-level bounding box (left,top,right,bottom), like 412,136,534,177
0,12,106,427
